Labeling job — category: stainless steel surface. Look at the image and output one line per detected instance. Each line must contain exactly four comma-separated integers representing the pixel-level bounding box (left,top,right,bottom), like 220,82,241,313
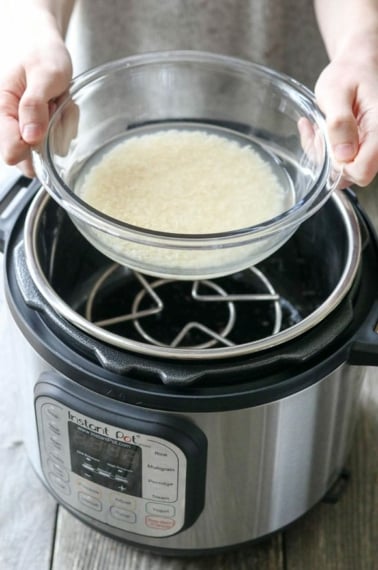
84,264,282,348
12,311,364,550
24,189,361,360
2,168,378,567
2,169,374,552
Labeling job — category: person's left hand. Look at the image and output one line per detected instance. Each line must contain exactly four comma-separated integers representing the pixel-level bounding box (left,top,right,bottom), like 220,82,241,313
314,35,378,188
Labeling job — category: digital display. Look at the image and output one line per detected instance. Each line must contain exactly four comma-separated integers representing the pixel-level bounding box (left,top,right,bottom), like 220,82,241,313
68,422,142,496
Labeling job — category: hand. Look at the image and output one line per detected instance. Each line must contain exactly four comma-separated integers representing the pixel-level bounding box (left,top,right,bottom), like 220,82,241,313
314,36,378,188
0,26,72,177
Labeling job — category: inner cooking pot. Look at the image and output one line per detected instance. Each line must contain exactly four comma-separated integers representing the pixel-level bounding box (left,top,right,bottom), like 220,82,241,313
32,51,339,280
22,187,361,371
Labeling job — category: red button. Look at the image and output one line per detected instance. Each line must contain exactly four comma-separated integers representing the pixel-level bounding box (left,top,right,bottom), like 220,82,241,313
145,516,175,530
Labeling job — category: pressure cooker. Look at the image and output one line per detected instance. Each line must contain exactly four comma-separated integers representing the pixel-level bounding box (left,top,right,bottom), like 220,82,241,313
1,169,378,555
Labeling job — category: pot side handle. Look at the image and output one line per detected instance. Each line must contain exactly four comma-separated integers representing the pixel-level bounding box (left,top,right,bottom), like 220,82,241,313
349,300,378,366
0,173,39,253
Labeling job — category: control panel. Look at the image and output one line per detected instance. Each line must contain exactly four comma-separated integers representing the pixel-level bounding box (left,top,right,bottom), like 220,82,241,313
34,378,207,538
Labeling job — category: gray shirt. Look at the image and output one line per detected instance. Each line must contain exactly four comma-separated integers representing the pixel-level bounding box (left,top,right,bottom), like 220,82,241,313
67,0,329,89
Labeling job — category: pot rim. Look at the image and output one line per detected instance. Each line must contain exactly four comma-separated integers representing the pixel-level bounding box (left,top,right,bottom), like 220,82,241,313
23,189,361,361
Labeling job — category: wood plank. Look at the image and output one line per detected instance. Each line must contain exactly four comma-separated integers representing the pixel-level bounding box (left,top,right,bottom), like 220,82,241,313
0,443,58,570
0,260,57,570
52,508,284,570
284,369,378,570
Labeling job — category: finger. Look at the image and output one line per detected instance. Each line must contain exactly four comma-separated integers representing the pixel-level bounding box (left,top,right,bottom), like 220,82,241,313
19,66,69,145
17,156,35,178
297,117,324,164
19,81,52,145
341,137,378,187
315,82,359,163
298,117,315,157
54,97,79,156
0,88,30,165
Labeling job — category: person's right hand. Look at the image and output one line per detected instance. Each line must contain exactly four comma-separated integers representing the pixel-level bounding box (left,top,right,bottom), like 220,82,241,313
0,23,72,177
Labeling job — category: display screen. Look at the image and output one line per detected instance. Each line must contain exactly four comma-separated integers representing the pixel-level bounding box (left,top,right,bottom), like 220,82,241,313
68,422,142,496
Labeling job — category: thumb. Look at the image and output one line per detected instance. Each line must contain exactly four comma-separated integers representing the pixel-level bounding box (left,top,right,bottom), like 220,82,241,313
315,83,359,163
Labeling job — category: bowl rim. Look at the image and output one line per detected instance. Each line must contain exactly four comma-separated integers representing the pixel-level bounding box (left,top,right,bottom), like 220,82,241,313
36,50,332,246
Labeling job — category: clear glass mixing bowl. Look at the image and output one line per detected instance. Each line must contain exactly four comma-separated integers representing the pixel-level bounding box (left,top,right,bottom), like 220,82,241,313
33,51,339,280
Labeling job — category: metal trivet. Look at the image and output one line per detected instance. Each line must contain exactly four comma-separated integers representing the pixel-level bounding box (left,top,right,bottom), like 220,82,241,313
85,265,282,349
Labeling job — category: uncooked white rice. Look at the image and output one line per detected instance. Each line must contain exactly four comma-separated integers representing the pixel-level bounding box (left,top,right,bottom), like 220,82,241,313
79,129,288,233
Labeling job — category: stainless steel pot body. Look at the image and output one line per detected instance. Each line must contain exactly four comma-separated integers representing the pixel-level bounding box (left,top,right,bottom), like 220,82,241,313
10,315,364,553
2,176,378,554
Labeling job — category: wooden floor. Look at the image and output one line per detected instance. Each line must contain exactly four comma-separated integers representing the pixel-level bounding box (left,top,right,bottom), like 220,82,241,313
0,174,377,570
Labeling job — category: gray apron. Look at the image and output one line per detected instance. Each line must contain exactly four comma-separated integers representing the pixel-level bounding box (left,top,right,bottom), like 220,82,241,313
67,0,328,88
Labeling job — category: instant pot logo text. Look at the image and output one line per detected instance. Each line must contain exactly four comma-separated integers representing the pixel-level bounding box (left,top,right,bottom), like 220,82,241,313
68,411,109,435
115,430,139,443
67,412,138,442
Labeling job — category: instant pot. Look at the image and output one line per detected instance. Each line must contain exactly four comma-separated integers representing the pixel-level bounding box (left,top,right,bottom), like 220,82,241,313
1,171,378,555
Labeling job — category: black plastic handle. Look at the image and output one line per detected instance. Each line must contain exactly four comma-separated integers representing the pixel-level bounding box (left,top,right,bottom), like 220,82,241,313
0,172,39,253
348,300,378,366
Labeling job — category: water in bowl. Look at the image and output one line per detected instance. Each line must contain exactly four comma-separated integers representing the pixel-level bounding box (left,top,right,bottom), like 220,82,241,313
73,121,296,235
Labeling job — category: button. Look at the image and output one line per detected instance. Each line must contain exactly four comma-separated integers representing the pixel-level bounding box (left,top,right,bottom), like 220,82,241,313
81,458,99,476
78,492,102,511
146,478,177,502
81,471,94,482
148,444,178,471
82,463,95,473
153,450,169,459
83,456,99,466
77,481,101,497
47,421,61,436
146,503,176,517
114,475,128,484
145,516,175,531
149,489,177,503
48,450,64,464
112,496,136,510
97,468,111,478
47,458,69,482
147,477,175,488
44,404,62,420
48,473,71,495
110,506,136,524
115,468,128,478
48,435,62,450
145,463,177,477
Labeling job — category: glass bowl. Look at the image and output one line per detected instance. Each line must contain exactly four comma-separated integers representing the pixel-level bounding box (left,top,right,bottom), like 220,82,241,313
33,51,338,280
